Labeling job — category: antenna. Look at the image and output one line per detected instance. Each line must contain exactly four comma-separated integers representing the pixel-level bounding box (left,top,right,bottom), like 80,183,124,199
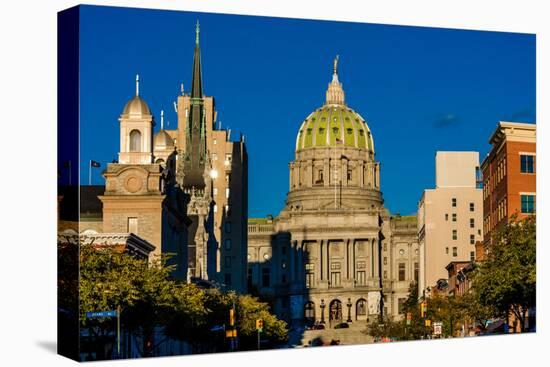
180,83,184,95
160,110,164,130
135,74,140,96
227,129,231,141
173,101,178,113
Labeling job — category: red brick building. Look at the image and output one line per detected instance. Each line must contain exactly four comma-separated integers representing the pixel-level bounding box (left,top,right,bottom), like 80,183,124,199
481,121,536,251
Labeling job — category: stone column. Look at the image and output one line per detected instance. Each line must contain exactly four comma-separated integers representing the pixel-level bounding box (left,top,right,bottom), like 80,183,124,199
324,158,330,187
319,240,324,281
342,158,349,187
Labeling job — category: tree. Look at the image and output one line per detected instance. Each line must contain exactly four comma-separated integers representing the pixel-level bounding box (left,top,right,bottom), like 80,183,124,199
471,215,536,332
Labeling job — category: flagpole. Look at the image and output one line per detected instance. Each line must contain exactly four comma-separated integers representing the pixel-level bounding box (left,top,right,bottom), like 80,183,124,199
89,160,92,186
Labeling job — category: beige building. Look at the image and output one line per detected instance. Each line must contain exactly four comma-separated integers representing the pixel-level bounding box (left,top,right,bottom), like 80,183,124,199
247,58,418,336
417,151,483,297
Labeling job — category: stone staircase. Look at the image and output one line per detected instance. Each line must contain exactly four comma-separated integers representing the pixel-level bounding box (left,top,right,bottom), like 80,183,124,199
291,321,374,347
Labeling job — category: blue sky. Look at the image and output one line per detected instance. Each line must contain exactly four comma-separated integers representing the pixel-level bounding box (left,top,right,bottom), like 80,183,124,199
78,5,535,218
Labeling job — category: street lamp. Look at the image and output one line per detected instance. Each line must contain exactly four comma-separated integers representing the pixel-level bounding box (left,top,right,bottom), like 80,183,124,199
346,298,352,323
320,299,326,324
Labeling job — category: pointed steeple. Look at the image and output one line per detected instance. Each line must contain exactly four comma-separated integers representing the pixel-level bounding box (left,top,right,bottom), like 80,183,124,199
326,55,345,105
191,20,203,99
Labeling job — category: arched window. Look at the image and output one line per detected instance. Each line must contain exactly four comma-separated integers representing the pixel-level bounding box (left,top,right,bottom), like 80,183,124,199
130,129,141,152
356,298,367,317
329,299,342,322
304,301,315,321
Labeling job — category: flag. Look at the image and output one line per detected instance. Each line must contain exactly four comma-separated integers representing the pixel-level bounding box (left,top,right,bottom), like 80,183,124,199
90,160,101,168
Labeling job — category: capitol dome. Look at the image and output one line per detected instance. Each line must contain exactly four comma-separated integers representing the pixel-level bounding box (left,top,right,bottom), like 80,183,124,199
295,56,374,154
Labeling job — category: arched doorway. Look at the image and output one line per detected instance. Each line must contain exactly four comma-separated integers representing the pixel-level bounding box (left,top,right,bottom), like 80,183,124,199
356,298,367,321
329,299,342,324
304,301,315,325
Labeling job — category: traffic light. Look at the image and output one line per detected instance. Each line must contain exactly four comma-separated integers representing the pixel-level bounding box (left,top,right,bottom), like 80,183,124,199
229,308,235,326
420,301,427,318
425,319,431,327
256,319,264,331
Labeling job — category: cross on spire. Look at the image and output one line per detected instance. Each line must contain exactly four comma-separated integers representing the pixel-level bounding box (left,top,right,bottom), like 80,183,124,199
135,74,140,96
195,20,200,45
160,110,164,130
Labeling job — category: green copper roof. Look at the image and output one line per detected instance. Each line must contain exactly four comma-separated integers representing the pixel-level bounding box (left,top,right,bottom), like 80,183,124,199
295,105,374,152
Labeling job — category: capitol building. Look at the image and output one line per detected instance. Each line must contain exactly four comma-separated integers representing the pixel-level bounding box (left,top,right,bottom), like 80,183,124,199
248,57,419,335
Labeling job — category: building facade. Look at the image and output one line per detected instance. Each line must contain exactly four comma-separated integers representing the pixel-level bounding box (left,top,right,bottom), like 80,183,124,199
247,58,418,330
417,152,483,297
481,121,536,249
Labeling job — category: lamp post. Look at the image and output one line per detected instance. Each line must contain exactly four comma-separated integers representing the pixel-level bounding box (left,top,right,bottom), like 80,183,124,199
320,299,326,324
347,298,352,323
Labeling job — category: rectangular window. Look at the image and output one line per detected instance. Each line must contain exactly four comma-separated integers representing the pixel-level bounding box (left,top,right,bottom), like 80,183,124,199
520,155,535,173
470,234,475,245
225,204,231,216
470,203,475,212
225,221,232,233
213,204,218,213
452,213,457,222
225,173,231,184
383,243,387,251
224,256,232,268
305,272,314,288
445,213,449,221
225,187,230,198
521,195,535,214
383,270,387,279
470,218,475,228
414,262,419,283
225,153,232,166
330,272,341,287
383,257,387,265
452,198,457,207
356,271,366,286
398,263,406,281
213,187,218,196
452,230,457,240
470,251,475,262
127,217,138,234
347,170,352,181
446,247,449,255
452,247,458,257
224,239,232,251
262,268,270,287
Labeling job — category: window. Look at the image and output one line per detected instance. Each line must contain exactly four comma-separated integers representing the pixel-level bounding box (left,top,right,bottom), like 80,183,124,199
225,173,231,184
452,247,458,257
383,243,387,251
305,272,315,288
262,268,270,287
470,218,475,228
213,187,218,196
213,204,218,213
330,272,341,287
452,198,457,207
304,302,315,319
470,234,475,245
398,263,406,281
224,256,232,268
521,195,535,214
225,153,232,165
470,251,475,262
398,298,406,314
129,129,141,152
225,187,230,198
212,153,218,161
520,155,535,173
127,217,138,234
317,169,324,183
445,213,449,221
383,270,387,279
356,271,366,286
414,262,419,282
224,273,231,286
446,247,449,254
452,230,457,240
224,239,232,250
383,257,387,265
225,204,231,216
452,213,457,222
347,170,352,181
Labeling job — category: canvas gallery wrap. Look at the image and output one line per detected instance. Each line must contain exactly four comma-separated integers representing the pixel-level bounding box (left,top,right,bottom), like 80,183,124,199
57,4,536,362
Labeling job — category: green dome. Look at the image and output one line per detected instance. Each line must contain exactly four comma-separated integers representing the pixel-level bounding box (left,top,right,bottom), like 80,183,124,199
295,105,374,152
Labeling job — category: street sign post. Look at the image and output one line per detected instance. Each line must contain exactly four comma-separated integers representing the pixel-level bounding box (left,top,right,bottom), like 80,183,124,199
433,322,443,336
85,309,121,358
255,319,264,350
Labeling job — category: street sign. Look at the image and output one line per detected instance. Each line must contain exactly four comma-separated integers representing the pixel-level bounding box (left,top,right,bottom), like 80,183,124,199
86,310,117,318
433,322,443,335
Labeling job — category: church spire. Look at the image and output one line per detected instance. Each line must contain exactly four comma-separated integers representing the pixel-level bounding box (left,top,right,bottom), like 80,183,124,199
326,55,345,105
191,20,203,99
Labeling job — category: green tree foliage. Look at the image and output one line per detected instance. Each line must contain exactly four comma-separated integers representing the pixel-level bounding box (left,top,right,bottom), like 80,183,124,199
471,215,536,332
79,245,288,358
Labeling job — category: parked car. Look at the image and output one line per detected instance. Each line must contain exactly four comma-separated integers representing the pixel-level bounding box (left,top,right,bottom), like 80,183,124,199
334,322,349,329
311,323,326,330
